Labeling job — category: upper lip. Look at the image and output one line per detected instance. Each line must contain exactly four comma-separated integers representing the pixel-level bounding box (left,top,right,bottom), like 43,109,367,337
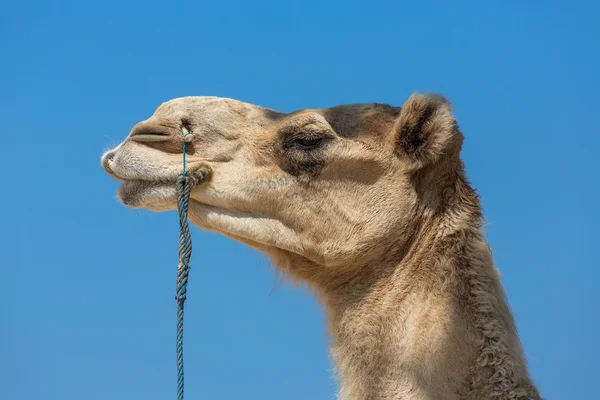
102,154,180,184
102,147,192,185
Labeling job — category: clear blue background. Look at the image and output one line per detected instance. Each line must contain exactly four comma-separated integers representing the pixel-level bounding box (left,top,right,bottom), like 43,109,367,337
1,1,598,399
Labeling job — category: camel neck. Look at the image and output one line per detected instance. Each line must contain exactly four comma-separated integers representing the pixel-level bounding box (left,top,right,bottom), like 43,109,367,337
319,230,541,400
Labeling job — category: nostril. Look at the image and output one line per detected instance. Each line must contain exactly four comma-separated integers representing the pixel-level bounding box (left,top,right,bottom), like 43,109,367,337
131,131,169,137
128,122,174,143
130,130,170,143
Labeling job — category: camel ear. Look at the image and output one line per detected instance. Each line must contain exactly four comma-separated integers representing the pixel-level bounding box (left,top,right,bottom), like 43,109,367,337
393,93,460,167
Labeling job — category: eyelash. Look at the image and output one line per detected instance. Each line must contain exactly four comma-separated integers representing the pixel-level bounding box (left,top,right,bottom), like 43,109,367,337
294,136,323,149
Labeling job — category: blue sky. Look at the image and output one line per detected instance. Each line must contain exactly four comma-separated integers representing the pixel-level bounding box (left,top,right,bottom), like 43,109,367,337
1,1,598,399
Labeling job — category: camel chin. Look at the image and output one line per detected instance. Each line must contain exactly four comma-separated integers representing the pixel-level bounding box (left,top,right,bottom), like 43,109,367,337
116,180,178,212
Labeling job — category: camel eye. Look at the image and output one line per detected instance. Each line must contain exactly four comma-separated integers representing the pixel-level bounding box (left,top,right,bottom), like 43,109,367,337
294,136,323,149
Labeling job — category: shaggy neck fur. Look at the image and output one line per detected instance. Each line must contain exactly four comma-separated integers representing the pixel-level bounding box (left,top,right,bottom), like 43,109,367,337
317,197,541,400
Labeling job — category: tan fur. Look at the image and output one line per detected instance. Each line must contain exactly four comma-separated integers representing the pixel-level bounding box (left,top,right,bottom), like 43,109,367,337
101,93,542,399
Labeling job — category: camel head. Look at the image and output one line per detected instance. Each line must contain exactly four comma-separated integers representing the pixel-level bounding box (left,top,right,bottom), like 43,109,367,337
101,94,466,284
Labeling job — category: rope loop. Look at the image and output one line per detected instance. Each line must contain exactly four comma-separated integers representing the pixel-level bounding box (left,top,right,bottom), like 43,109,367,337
175,133,193,400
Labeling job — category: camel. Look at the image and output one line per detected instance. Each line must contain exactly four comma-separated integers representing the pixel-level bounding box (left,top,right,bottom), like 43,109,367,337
100,93,542,400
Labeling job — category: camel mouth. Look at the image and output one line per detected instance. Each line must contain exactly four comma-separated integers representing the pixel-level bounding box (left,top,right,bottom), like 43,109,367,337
101,150,181,209
106,166,179,189
110,167,210,209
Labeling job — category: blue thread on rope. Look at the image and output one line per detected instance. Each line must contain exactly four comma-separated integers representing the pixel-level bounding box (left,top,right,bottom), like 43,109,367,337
176,132,193,400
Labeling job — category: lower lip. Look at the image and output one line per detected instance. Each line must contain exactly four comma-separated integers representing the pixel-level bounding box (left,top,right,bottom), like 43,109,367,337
118,179,176,195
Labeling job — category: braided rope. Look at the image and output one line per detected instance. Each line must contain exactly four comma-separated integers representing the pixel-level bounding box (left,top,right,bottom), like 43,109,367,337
175,134,193,400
